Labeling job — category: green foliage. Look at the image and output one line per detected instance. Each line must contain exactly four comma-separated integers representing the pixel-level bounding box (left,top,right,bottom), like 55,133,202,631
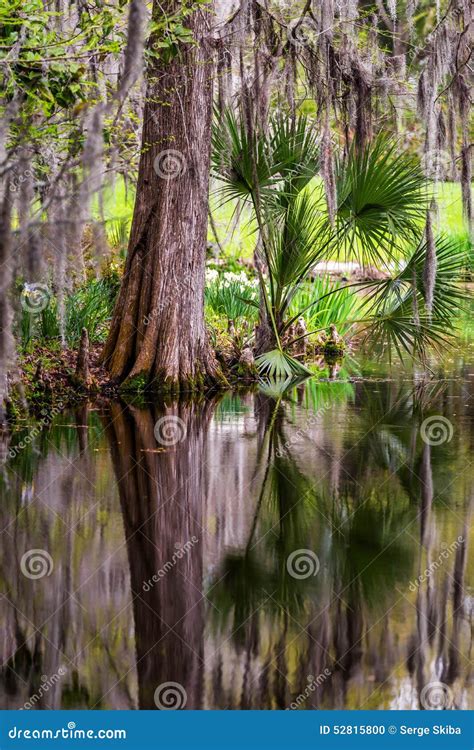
39,302,61,342
0,0,124,115
147,0,210,63
255,349,312,378
205,274,258,323
65,279,115,345
105,218,130,257
357,235,468,359
19,278,117,349
290,277,361,337
213,110,437,377
334,136,428,266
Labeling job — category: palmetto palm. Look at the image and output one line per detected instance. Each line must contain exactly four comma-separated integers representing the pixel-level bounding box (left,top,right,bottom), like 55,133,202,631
356,234,468,359
212,110,464,376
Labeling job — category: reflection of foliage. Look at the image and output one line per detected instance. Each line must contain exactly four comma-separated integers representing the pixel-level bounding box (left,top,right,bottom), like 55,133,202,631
286,377,355,414
207,376,440,644
61,671,91,709
212,392,252,422
331,501,416,610
5,409,105,484
346,380,458,510
207,417,323,639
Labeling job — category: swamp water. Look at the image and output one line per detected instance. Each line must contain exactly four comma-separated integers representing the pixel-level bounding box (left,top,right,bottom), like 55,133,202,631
1,348,473,710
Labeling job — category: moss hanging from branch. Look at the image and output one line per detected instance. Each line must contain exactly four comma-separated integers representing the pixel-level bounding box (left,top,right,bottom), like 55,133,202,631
0,183,15,419
423,208,437,318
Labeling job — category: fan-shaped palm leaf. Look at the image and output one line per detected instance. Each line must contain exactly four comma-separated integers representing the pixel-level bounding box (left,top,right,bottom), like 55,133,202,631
211,109,320,209
211,108,279,206
255,348,312,378
335,135,428,267
356,235,468,358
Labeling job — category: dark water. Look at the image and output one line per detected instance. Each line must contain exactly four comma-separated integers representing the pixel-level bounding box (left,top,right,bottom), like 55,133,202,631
1,350,473,710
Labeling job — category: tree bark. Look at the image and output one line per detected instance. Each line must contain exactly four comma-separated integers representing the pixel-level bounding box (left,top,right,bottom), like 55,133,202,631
102,1,225,392
74,327,93,388
104,400,212,708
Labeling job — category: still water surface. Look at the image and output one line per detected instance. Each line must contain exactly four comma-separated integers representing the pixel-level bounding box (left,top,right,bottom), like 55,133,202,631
1,349,473,710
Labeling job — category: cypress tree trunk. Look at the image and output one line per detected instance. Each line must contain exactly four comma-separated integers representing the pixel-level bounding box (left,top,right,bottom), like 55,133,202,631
103,0,224,392
105,401,210,708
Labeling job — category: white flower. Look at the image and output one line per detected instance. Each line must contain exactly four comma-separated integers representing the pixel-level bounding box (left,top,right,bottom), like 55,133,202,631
205,267,258,290
205,268,219,284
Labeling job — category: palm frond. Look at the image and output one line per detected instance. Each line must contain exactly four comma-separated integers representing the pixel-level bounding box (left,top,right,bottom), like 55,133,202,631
211,108,277,205
269,113,320,205
257,375,309,399
335,135,429,267
264,189,330,297
357,235,467,359
255,348,313,378
211,109,320,210
361,235,468,320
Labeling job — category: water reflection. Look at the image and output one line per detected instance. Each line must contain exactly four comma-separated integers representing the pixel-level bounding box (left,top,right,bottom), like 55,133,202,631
0,367,472,710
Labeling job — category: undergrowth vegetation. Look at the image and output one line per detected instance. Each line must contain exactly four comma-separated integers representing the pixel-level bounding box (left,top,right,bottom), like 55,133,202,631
13,117,471,384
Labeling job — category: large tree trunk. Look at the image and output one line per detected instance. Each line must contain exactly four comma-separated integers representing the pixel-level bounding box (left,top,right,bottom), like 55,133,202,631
104,401,211,708
103,1,224,392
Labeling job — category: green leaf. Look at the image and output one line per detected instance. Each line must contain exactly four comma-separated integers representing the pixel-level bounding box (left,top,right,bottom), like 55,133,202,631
255,349,313,378
334,135,429,267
